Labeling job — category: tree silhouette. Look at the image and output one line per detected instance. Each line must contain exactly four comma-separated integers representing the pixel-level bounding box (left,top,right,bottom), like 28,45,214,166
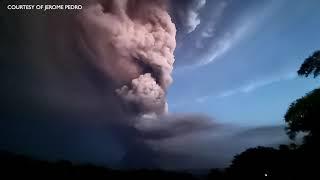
285,50,320,142
226,147,282,177
222,50,320,179
297,50,320,78
284,88,320,141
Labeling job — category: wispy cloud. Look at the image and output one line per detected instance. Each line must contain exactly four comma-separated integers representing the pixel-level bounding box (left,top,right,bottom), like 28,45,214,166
170,72,297,109
196,0,283,66
182,0,207,33
214,72,297,99
199,20,252,66
195,95,210,103
195,1,228,49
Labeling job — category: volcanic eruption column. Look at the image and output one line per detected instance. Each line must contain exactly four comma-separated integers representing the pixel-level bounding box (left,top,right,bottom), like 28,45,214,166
79,0,176,116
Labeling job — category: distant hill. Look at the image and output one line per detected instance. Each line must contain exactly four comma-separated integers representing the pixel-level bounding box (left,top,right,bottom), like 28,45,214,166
234,125,291,147
236,125,286,137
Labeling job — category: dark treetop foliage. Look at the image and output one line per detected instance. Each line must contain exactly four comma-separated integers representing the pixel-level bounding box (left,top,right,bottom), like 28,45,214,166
284,88,320,140
297,50,320,78
224,50,320,178
285,50,320,142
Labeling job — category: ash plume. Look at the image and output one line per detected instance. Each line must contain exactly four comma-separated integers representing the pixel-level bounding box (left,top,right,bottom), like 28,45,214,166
0,0,217,169
78,0,176,115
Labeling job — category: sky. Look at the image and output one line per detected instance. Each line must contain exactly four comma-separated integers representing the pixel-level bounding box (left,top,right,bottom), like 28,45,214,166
0,0,320,170
169,0,320,127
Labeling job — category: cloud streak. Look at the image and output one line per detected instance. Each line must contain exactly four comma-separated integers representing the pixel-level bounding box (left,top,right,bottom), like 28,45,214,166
173,0,207,34
198,19,252,66
195,1,228,49
216,72,297,98
172,72,297,108
173,0,283,69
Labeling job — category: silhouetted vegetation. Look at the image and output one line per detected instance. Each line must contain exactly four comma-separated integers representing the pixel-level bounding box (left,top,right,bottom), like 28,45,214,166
0,150,196,179
224,50,320,178
285,87,320,141
285,50,320,144
298,50,320,78
225,144,318,178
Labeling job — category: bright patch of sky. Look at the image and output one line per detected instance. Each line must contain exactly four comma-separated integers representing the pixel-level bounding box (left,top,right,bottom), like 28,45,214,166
169,0,320,127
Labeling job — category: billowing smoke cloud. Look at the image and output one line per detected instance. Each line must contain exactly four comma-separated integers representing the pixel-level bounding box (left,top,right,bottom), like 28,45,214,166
78,0,176,115
74,0,218,151
135,113,217,140
0,0,219,169
73,1,220,168
116,74,166,115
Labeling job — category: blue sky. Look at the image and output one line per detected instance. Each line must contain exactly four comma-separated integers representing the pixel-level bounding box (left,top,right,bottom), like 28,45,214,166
169,0,320,127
